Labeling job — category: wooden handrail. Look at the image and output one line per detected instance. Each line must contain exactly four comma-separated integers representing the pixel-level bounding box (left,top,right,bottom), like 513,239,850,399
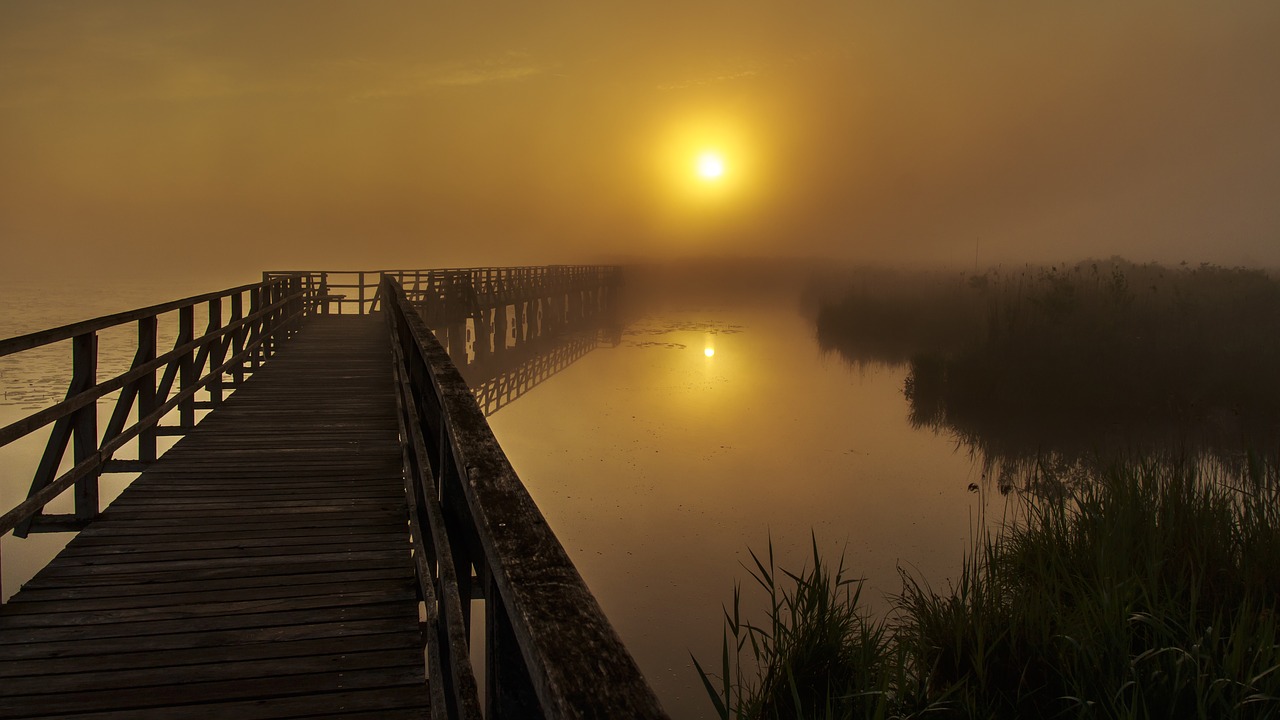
266,267,622,316
383,276,667,719
0,282,273,358
0,277,313,553
0,311,298,536
0,293,301,447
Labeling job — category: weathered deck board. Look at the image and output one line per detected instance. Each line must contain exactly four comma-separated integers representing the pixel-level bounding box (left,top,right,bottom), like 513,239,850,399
0,315,429,719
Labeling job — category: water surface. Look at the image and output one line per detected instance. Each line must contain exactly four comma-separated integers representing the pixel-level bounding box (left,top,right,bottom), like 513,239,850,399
486,305,985,718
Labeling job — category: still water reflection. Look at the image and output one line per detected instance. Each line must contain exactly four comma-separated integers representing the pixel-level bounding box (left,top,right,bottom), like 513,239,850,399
485,307,984,718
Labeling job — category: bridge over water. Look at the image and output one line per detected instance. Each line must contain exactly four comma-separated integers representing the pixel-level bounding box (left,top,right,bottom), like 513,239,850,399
0,268,667,719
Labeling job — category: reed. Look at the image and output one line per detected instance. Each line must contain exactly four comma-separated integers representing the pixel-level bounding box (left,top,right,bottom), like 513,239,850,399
814,259,1280,489
694,536,921,719
699,462,1280,718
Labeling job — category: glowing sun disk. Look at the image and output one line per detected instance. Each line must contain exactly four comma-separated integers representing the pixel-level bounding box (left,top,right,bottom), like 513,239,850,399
696,153,725,180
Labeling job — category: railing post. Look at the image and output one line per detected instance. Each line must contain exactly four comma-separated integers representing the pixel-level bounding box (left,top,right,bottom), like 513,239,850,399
229,293,245,386
258,284,273,364
206,299,225,407
138,317,158,463
439,442,474,634
487,571,546,719
262,283,274,358
71,332,98,522
359,271,367,315
275,280,284,343
248,287,263,370
177,306,196,429
289,275,304,334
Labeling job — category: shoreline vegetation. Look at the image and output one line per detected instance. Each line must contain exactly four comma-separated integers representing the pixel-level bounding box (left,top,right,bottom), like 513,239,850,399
812,258,1280,491
698,462,1280,718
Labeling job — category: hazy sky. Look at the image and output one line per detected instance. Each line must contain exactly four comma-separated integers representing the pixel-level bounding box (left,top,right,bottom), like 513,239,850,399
3,1,1279,278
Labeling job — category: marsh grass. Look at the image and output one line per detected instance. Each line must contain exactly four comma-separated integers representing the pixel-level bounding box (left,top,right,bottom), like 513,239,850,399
694,536,919,720
902,260,1280,434
814,258,1280,492
699,463,1280,718
813,269,985,368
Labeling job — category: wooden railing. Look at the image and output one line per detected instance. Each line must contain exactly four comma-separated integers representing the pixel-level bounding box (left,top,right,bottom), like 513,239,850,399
264,266,621,317
262,269,384,315
0,276,313,596
383,276,668,719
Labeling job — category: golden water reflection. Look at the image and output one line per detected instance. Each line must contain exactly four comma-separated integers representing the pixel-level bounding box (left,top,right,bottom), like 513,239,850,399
487,307,991,719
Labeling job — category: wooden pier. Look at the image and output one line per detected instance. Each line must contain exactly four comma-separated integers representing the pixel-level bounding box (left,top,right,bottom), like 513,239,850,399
0,269,668,720
0,315,429,718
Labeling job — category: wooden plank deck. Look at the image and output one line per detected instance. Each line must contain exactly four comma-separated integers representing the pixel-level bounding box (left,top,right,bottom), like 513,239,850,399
0,315,430,719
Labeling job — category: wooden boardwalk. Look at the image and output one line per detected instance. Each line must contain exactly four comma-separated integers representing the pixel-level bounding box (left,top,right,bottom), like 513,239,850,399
0,315,430,719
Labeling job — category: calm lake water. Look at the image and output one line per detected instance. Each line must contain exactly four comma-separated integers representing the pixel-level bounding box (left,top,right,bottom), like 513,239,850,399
484,299,988,718
0,276,993,719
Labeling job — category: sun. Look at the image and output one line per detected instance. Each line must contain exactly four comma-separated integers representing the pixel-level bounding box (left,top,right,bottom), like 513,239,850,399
696,152,725,180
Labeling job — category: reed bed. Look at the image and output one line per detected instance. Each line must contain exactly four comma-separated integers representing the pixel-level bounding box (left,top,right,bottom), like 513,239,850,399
698,462,1280,719
813,259,1280,490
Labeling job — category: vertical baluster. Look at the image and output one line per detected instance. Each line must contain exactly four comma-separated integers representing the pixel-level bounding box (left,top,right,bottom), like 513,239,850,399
277,279,286,340
248,285,263,369
288,275,302,336
249,285,262,368
178,306,195,429
206,299,224,407
435,422,473,635
266,282,276,357
72,332,99,522
262,282,274,358
486,570,545,719
138,317,158,463
229,293,245,386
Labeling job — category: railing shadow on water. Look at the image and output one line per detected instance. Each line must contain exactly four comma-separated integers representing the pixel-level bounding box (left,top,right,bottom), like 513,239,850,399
466,328,616,417
0,275,312,595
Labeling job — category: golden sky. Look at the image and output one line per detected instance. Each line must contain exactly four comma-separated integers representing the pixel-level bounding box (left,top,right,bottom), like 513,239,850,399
2,1,1280,277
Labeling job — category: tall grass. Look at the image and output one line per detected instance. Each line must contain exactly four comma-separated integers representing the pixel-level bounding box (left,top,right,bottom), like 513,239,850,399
694,536,920,720
699,463,1280,718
